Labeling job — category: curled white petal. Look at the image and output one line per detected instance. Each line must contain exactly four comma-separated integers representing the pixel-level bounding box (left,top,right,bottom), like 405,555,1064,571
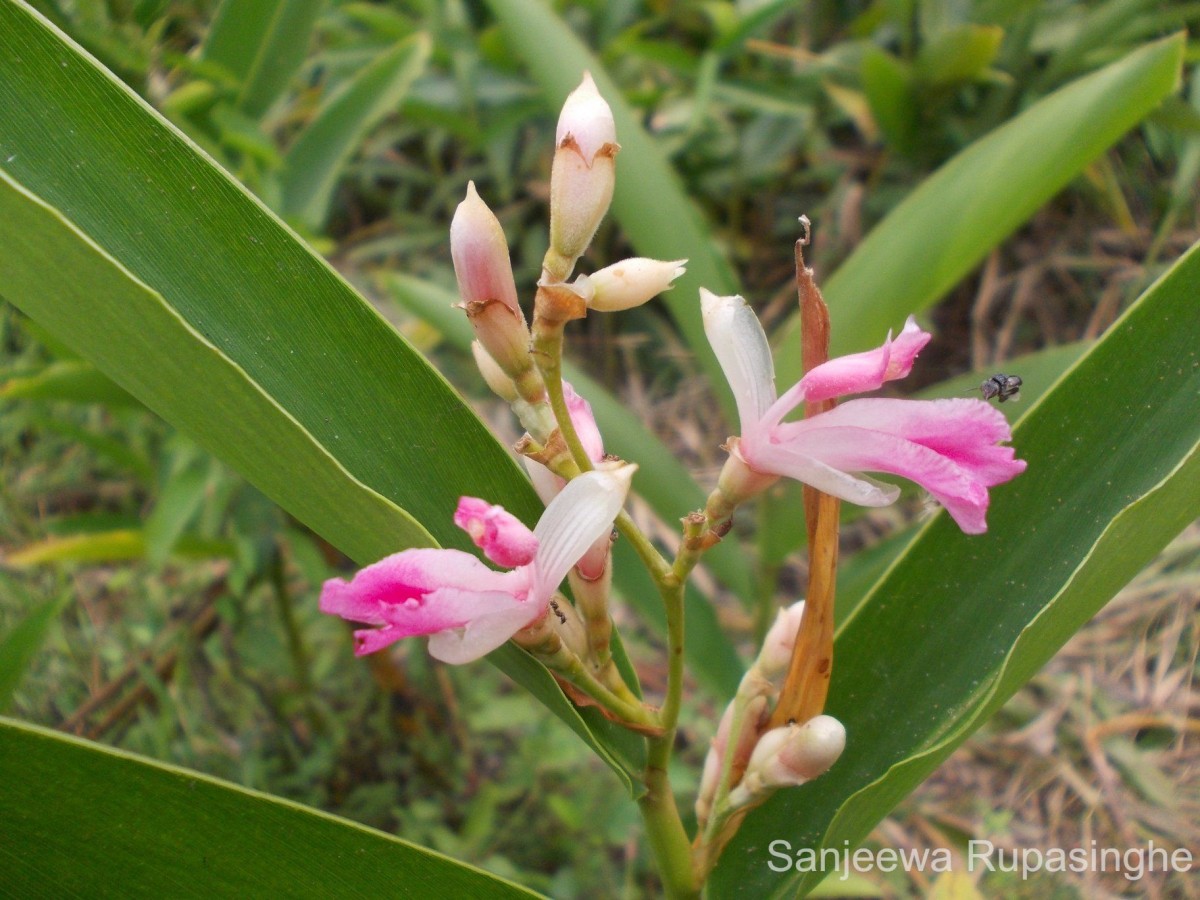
700,289,777,433
533,464,634,597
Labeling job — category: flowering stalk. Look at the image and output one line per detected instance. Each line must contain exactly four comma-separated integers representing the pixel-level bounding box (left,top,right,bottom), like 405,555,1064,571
318,65,1029,898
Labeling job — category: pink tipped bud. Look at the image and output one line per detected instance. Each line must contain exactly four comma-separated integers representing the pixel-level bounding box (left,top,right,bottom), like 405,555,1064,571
548,73,619,277
728,716,846,809
454,497,538,568
755,600,806,682
452,183,532,380
588,258,687,312
556,72,616,160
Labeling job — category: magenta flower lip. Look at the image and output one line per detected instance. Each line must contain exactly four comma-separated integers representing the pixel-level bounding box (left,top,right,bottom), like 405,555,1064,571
320,465,635,663
701,289,1026,533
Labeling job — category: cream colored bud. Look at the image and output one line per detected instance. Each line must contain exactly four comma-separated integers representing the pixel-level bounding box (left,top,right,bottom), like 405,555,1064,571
471,341,519,402
548,73,619,276
755,600,806,682
728,716,846,809
588,258,687,312
556,72,616,159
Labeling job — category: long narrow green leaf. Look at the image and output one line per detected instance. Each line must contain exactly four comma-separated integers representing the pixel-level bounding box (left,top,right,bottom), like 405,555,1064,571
201,0,325,118
0,717,543,898
711,237,1200,896
0,593,68,712
772,35,1183,384
484,0,741,420
281,34,431,230
0,170,436,561
0,2,642,789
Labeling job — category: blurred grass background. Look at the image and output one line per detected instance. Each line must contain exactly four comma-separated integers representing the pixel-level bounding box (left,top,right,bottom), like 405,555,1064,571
2,1,1197,896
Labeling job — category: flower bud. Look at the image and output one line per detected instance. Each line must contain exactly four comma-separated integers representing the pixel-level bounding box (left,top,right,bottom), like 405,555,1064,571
695,692,769,826
588,258,687,312
755,600,806,683
728,715,845,809
452,183,534,383
471,341,519,402
547,73,618,278
453,497,538,568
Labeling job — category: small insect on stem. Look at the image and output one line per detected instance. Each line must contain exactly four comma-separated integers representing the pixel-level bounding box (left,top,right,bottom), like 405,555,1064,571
549,599,567,624
980,373,1022,403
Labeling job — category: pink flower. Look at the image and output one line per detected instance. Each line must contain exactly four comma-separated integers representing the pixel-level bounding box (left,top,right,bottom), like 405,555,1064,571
701,290,1025,534
320,466,634,663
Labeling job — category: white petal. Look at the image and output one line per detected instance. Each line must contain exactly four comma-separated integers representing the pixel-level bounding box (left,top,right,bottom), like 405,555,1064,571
532,464,634,597
749,441,900,507
523,457,564,506
425,591,538,664
700,289,777,433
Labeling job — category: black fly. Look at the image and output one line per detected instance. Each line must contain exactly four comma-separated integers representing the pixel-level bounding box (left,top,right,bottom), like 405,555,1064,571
980,374,1022,403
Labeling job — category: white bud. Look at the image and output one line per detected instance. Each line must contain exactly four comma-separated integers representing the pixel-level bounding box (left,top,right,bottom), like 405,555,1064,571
755,600,806,682
587,258,687,312
728,715,845,809
548,73,619,276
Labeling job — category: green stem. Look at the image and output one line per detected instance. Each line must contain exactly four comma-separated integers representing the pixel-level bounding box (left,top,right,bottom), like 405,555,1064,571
532,319,593,474
558,653,658,730
639,732,700,899
616,510,671,580
635,569,696,895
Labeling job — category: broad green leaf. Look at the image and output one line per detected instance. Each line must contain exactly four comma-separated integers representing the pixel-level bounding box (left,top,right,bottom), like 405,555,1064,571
773,35,1183,382
201,0,325,118
711,237,1200,896
485,0,741,420
0,592,69,712
0,717,543,898
385,273,744,698
281,33,431,231
0,2,642,788
0,169,434,565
